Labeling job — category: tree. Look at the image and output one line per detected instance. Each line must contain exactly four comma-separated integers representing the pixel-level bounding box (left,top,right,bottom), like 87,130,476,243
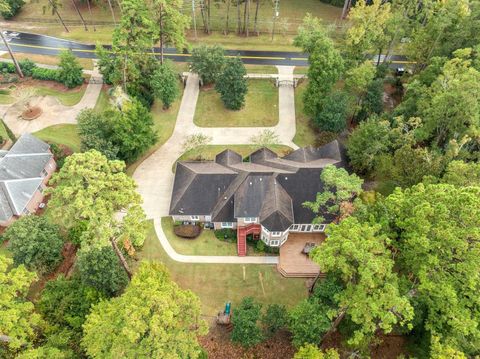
190,45,226,85
250,129,279,147
289,299,331,348
344,60,377,120
357,78,384,122
150,0,189,64
231,297,263,348
344,0,392,67
58,49,84,88
0,255,42,352
262,304,288,337
47,151,147,279
294,14,344,117
314,91,350,133
215,57,248,110
38,276,103,354
45,0,69,32
151,59,180,109
16,346,71,359
0,0,23,77
77,109,119,160
303,165,363,224
442,160,480,187
4,216,63,275
310,217,414,347
76,246,129,297
1,0,25,19
382,183,480,353
294,345,339,359
82,261,207,358
346,116,392,174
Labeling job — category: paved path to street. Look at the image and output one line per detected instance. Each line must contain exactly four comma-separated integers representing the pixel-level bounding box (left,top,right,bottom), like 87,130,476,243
134,66,297,264
2,62,102,136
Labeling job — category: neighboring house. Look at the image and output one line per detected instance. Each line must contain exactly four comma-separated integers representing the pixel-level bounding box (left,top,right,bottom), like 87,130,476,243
0,133,56,227
169,140,345,256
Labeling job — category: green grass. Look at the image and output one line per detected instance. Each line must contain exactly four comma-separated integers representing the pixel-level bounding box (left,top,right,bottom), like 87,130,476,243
175,144,292,171
135,220,307,316
34,124,81,152
0,120,10,141
35,86,86,106
94,87,111,113
126,98,181,176
194,80,278,127
293,81,338,147
0,90,15,104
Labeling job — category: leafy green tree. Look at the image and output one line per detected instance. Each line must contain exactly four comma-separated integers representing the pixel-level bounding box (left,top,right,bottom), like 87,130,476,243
150,0,189,64
344,0,392,67
442,160,480,187
58,49,83,88
1,0,24,18
310,217,414,347
303,165,363,223
215,57,248,110
190,45,226,84
314,90,350,133
4,216,63,275
262,304,288,337
375,145,445,188
108,99,157,163
38,276,103,354
231,297,263,347
16,346,71,359
344,60,376,100
382,183,480,353
347,116,392,174
47,151,147,279
294,345,339,359
357,78,384,121
77,109,119,160
82,261,207,358
294,14,344,117
151,59,179,109
0,255,42,352
289,299,330,348
76,247,129,297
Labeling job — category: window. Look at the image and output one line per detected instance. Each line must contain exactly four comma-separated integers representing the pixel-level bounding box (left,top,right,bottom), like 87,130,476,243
190,215,200,221
221,222,233,228
22,208,29,215
313,224,326,232
42,169,48,177
270,240,280,246
244,217,257,223
290,224,300,232
262,226,270,233
271,231,282,237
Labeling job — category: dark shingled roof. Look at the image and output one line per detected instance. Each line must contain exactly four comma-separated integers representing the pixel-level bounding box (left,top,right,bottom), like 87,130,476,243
259,177,294,231
169,141,345,230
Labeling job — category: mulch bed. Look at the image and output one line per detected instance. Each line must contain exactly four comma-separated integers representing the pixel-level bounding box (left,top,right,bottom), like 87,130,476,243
174,224,202,239
21,106,42,120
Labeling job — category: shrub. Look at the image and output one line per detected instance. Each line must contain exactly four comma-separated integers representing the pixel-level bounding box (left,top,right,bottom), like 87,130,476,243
0,62,16,73
262,304,288,336
32,67,60,81
18,59,37,77
214,228,236,241
4,216,64,274
1,0,25,19
255,240,266,252
191,45,226,85
58,50,84,88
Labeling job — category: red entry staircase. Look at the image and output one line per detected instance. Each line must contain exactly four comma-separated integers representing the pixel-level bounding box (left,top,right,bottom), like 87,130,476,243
237,224,261,256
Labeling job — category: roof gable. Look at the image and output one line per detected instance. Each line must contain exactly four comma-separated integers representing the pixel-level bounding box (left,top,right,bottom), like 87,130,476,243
4,178,43,214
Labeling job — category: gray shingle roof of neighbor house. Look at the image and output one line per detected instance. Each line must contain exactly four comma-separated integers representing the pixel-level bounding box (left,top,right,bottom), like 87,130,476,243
169,140,346,230
0,134,52,222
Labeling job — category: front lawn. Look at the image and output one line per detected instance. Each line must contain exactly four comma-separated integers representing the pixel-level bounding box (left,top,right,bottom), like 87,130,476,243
35,85,86,106
34,124,81,152
1,53,94,70
135,221,307,316
194,80,278,127
174,144,292,171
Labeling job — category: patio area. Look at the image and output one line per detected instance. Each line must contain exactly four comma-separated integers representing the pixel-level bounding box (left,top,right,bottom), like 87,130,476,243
277,232,326,278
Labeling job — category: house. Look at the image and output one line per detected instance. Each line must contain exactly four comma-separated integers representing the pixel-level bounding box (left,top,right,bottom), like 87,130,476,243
0,133,56,227
169,140,345,256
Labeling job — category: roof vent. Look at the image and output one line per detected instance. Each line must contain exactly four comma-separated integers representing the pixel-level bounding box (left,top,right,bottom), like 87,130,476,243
285,177,288,180
259,178,263,181
224,196,227,200
249,182,252,185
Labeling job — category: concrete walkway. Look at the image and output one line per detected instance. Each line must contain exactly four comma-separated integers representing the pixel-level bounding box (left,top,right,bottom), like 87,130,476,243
134,66,297,264
2,62,102,136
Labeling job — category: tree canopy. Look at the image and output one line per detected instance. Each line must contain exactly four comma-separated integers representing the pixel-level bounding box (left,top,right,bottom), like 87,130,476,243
215,57,248,110
82,261,207,358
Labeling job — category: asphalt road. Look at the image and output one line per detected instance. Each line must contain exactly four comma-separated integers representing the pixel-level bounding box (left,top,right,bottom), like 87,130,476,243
0,31,411,68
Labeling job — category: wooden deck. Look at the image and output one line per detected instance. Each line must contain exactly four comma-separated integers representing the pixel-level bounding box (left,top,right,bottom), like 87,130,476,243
277,232,326,278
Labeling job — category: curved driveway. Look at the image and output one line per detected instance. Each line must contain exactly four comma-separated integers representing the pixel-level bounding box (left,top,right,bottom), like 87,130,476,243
133,66,298,264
